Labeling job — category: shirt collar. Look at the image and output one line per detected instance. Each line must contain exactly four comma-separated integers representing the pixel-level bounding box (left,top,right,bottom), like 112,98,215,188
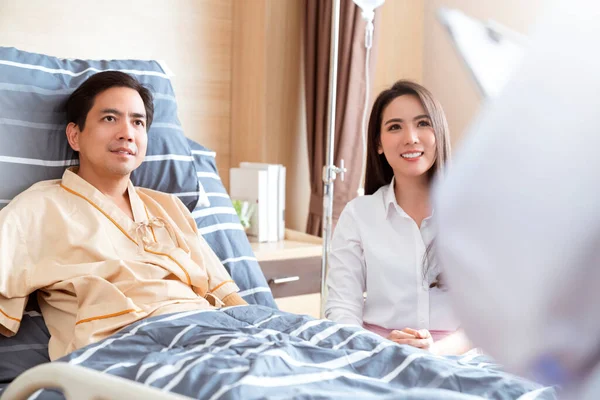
383,176,409,219
382,176,435,221
61,167,147,225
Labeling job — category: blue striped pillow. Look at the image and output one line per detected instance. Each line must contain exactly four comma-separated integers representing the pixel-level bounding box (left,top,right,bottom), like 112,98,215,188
188,139,276,308
0,46,199,211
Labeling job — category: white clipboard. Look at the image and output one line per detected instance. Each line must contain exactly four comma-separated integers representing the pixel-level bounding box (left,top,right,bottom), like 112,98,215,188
437,7,528,99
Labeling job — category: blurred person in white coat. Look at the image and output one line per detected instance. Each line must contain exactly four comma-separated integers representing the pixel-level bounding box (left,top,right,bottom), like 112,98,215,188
434,0,600,396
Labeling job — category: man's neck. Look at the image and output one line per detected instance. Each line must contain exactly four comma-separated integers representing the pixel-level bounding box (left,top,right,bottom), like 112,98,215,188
76,166,130,201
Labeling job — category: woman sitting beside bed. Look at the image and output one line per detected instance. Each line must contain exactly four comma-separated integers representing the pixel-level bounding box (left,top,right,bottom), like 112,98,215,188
325,80,470,356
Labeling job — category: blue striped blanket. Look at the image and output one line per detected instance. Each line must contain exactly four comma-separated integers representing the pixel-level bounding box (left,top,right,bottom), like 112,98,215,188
23,306,556,400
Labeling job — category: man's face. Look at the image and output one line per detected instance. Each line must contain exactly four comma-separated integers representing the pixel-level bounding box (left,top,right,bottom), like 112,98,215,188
67,87,148,178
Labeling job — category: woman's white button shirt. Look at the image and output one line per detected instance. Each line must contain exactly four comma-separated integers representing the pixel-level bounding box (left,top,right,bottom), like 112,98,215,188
325,179,459,332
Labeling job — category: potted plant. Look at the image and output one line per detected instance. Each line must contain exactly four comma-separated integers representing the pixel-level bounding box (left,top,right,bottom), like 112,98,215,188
231,199,255,232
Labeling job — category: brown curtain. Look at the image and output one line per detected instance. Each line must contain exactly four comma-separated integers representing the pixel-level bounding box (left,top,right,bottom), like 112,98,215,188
304,0,381,236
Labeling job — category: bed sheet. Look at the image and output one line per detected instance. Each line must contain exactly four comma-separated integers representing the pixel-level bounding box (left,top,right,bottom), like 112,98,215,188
24,306,558,400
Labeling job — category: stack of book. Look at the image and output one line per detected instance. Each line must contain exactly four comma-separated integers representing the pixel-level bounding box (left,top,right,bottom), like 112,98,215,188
229,162,286,242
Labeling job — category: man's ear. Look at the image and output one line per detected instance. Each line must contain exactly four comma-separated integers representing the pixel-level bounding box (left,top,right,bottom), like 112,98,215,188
65,122,81,152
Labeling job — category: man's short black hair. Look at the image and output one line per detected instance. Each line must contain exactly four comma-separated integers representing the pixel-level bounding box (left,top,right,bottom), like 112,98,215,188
66,71,154,131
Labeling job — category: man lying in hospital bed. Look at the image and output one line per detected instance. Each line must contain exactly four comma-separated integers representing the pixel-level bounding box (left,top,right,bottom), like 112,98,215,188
0,71,247,361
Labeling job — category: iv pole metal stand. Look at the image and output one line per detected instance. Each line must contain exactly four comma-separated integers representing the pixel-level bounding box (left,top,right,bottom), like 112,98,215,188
320,0,347,319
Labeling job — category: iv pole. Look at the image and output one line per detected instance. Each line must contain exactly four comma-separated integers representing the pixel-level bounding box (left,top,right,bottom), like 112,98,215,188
320,0,346,318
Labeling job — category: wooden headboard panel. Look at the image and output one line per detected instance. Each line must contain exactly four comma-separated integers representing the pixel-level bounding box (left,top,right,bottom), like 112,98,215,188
0,0,233,184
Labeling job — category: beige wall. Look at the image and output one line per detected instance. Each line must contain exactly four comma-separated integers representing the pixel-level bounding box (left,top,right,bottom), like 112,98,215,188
230,0,308,232
266,0,309,233
374,0,425,91
423,0,546,144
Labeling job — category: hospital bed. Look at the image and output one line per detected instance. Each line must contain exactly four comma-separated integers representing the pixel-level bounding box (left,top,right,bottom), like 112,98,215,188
0,46,556,400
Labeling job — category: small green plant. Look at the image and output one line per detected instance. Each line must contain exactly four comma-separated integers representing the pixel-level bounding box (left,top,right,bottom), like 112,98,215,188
231,199,255,230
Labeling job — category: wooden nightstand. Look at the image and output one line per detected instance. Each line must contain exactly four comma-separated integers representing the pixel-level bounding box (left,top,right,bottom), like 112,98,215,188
250,229,322,318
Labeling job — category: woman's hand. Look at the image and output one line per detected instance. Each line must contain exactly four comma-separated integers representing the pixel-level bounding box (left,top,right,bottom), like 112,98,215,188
387,328,435,352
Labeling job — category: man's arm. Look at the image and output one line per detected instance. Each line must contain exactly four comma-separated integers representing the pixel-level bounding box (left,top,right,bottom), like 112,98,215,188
195,233,247,307
0,210,32,335
222,292,248,307
171,196,247,307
